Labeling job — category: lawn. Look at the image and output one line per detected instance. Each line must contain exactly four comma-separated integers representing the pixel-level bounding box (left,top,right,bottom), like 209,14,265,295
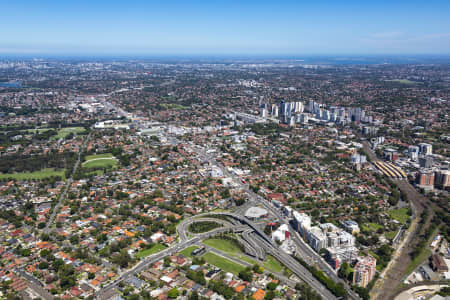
202,252,246,274
385,231,398,240
362,223,384,232
385,79,419,85
263,255,284,273
368,223,383,231
136,244,167,259
203,238,242,255
0,168,65,180
387,208,410,224
82,153,117,169
21,128,52,134
179,246,198,258
83,159,117,169
85,153,114,161
403,248,432,276
160,103,189,110
403,227,439,276
51,127,86,140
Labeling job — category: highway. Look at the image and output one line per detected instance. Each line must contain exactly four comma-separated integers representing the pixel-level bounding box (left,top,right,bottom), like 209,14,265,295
91,104,353,300
182,211,338,299
96,223,246,299
196,146,360,300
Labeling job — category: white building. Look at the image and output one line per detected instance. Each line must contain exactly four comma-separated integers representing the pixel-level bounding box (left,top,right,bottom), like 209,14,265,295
418,143,433,155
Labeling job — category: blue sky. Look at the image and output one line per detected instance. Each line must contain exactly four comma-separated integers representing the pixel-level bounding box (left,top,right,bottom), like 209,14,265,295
1,0,449,55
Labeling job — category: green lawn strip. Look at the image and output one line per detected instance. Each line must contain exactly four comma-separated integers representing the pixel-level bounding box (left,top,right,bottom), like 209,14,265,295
403,248,432,277
85,153,114,161
368,223,383,231
402,226,439,276
237,255,258,265
0,168,65,180
385,79,419,85
20,128,51,134
179,246,199,258
203,238,243,256
387,208,410,224
82,159,118,169
136,244,167,259
50,127,86,140
361,224,371,232
263,255,284,273
201,252,246,275
385,231,397,240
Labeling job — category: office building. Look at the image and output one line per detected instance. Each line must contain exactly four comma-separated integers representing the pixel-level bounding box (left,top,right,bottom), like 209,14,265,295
261,108,267,118
419,155,433,168
416,169,435,190
308,100,314,113
418,143,433,155
408,146,419,161
435,170,450,189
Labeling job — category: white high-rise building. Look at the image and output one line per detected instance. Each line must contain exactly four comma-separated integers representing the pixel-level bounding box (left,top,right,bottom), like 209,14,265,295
408,146,419,161
300,113,309,124
261,108,267,118
308,100,314,113
289,116,296,126
418,143,432,155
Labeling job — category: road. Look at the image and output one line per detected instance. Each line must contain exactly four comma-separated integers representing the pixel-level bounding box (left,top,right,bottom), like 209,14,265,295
181,213,337,299
202,244,298,287
14,268,54,300
90,104,349,299
96,224,244,299
44,131,92,234
177,217,235,242
196,146,360,300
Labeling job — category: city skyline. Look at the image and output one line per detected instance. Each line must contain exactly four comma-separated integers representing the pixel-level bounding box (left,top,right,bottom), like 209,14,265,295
2,0,450,55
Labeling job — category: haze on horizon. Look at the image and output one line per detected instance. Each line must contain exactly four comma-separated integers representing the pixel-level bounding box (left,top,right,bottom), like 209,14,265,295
1,0,450,56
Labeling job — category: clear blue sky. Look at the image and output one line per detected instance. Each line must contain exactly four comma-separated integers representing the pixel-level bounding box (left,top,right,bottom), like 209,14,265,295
1,0,449,55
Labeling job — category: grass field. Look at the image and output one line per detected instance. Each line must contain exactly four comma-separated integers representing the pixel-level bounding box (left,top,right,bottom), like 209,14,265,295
385,231,398,240
385,79,419,85
388,208,410,224
362,222,384,232
135,244,167,259
179,246,198,258
85,153,114,161
202,252,246,274
0,168,65,180
403,248,432,276
237,255,258,265
263,255,284,273
403,227,439,276
21,128,52,134
203,238,288,274
83,159,118,169
51,127,86,140
82,153,117,169
203,238,242,255
368,223,383,231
